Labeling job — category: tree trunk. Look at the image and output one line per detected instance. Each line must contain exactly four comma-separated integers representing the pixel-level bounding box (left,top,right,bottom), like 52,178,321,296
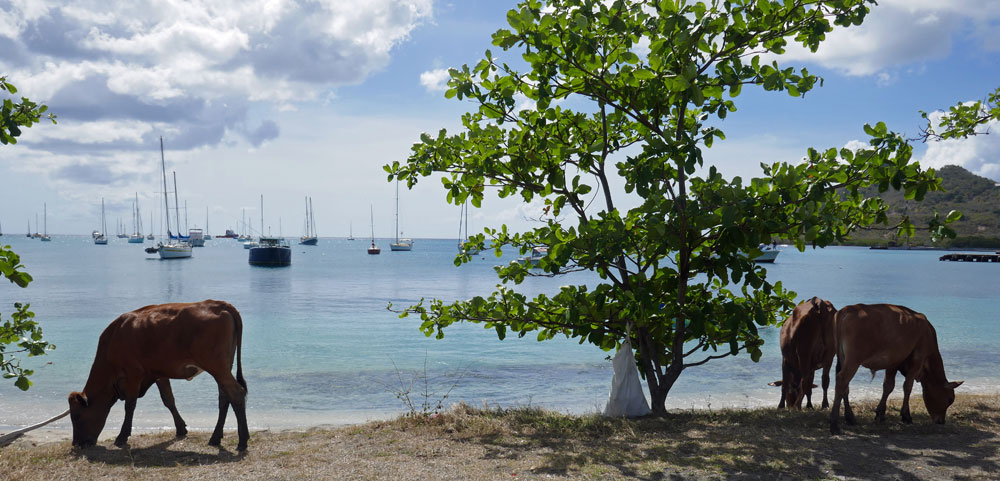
635,329,681,415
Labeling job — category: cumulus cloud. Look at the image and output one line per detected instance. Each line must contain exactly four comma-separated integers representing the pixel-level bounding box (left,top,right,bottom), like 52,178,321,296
420,68,450,92
0,0,432,182
776,0,1000,77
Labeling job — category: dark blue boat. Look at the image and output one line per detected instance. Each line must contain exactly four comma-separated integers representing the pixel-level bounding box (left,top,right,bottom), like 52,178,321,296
249,237,291,266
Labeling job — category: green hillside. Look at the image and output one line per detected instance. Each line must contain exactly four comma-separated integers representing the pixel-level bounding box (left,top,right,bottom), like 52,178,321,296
844,165,1000,248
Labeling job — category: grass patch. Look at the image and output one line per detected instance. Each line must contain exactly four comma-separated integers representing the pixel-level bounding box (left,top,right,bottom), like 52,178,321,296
2,394,1000,480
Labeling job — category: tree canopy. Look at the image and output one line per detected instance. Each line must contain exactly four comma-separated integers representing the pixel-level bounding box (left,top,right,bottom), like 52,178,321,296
386,0,963,413
1,75,57,390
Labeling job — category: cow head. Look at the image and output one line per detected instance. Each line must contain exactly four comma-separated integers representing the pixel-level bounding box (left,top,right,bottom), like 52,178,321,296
68,391,110,448
921,380,964,424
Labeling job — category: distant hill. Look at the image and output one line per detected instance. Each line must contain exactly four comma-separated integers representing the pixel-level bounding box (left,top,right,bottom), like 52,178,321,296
844,165,1000,248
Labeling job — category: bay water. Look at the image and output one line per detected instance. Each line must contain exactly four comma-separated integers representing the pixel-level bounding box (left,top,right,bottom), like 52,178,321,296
1,236,997,434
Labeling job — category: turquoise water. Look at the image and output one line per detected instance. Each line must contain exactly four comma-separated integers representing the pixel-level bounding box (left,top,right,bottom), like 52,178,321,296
1,237,997,433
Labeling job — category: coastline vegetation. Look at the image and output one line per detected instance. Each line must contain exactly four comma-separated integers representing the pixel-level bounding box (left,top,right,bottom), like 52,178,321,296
843,165,1000,249
2,393,998,480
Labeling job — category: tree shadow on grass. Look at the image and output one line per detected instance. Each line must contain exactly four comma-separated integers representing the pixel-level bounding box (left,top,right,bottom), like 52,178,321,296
75,432,246,468
461,397,1000,480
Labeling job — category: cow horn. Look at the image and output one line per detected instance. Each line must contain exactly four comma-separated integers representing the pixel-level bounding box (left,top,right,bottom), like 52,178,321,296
0,409,70,448
949,380,964,389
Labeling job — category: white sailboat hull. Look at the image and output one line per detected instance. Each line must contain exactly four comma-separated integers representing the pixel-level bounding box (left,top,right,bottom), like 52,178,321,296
158,243,193,259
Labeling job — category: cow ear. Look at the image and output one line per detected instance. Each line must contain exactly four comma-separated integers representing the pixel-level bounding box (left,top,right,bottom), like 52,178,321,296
768,380,783,387
75,393,89,408
948,381,964,390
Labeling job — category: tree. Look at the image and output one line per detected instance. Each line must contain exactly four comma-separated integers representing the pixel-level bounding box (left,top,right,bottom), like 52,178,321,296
386,0,955,414
1,75,57,390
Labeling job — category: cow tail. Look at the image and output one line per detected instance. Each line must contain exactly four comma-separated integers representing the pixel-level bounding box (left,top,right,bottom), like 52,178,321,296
231,305,247,393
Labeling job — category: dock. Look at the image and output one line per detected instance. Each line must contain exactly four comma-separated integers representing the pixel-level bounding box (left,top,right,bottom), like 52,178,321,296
939,253,1000,262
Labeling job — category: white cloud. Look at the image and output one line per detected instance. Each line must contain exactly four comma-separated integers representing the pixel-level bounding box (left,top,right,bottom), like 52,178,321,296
843,139,869,152
775,0,1000,77
420,68,451,92
0,0,434,191
25,118,155,144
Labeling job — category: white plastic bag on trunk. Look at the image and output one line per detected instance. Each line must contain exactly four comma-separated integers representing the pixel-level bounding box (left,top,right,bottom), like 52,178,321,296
603,338,651,417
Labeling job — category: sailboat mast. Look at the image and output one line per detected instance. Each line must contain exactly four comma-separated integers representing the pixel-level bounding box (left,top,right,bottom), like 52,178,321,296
173,171,181,237
310,196,316,237
160,137,171,238
43,203,47,236
395,181,400,242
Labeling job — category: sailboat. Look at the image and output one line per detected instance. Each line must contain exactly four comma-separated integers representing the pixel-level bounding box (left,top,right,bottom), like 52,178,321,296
367,205,380,255
128,193,144,243
389,181,413,251
147,209,155,240
347,221,355,240
116,218,128,238
457,200,478,255
249,194,291,266
154,137,192,259
40,203,51,241
238,208,252,243
26,220,31,238
299,196,318,245
203,207,213,240
94,199,108,245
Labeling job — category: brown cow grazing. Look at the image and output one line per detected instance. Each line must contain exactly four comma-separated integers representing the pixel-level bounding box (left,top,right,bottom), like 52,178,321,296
770,297,837,410
68,300,249,451
829,304,962,435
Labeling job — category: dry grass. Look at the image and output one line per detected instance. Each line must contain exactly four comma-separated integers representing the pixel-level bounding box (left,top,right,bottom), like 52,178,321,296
3,394,1000,480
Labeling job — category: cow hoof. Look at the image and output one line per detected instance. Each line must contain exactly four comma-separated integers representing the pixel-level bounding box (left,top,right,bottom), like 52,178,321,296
176,427,188,438
237,443,248,452
208,437,222,447
114,438,129,448
830,423,841,435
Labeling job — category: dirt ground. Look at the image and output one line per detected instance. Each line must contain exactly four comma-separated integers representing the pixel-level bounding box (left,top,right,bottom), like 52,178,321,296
2,394,999,480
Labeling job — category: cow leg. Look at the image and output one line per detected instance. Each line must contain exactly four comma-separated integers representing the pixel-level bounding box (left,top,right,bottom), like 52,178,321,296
830,358,859,435
115,397,138,448
209,385,230,447
156,379,187,438
223,379,250,452
210,374,249,451
803,368,817,410
820,363,832,410
900,374,915,424
875,368,897,423
778,360,789,409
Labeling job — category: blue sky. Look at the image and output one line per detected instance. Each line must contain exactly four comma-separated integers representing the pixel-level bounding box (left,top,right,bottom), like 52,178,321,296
1,0,999,238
